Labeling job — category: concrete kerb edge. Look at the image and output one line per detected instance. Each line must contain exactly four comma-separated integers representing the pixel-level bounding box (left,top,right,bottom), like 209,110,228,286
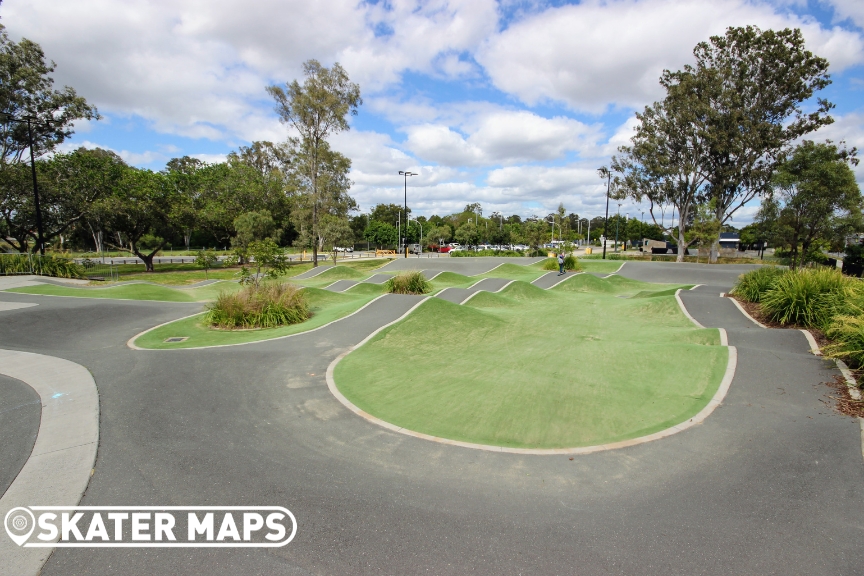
326,291,738,456
0,350,99,575
834,358,864,462
675,289,705,329
127,293,389,351
799,329,822,356
544,271,584,290
726,295,768,328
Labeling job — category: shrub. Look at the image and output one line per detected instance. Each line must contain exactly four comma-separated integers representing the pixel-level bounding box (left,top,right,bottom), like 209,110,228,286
824,314,864,369
385,271,431,294
540,256,580,271
760,267,859,328
730,267,784,303
206,283,309,329
0,254,84,278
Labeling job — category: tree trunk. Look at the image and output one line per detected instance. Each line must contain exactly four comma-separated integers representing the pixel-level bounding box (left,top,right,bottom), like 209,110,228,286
677,219,687,263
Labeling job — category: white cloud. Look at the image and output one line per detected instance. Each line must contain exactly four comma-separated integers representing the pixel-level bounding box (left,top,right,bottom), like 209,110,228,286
476,0,864,112
824,0,864,29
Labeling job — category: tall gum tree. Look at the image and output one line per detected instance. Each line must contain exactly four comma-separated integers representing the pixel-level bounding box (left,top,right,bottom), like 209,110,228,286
662,26,833,262
267,60,361,266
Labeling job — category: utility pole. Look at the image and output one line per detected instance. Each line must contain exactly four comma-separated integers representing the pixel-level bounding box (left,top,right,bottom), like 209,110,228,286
398,170,416,258
598,167,611,259
2,114,50,255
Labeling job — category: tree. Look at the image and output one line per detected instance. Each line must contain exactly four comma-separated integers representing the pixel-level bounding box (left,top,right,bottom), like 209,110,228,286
0,24,99,166
195,249,218,280
267,60,362,266
663,26,834,262
285,140,356,256
685,203,722,262
319,214,353,264
102,168,178,272
611,81,710,261
767,141,860,269
522,220,546,250
364,221,396,248
454,221,480,247
231,210,281,264
0,148,124,252
369,203,409,226
236,239,289,289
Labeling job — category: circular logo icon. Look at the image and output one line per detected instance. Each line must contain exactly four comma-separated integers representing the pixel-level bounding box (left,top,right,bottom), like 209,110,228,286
4,507,35,546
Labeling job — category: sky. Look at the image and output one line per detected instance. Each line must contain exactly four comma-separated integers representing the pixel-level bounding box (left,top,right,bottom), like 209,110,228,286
3,0,864,226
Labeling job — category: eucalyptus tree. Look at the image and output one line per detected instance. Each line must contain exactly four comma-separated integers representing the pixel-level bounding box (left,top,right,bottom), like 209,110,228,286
767,141,861,269
267,60,362,266
664,26,834,261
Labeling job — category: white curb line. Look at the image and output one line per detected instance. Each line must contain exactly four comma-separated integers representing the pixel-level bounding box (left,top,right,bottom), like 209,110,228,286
0,350,99,576
834,359,864,462
675,289,705,329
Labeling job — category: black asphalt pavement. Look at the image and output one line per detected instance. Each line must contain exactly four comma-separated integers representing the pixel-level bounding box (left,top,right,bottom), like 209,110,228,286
0,374,40,498
0,260,862,575
381,256,545,276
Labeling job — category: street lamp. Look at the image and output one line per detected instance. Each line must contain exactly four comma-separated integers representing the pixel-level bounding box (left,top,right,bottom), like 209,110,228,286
598,167,612,259
1,113,52,255
615,202,621,252
398,170,417,257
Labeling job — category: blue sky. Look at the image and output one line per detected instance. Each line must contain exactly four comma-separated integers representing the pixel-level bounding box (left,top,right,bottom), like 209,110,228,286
3,0,864,226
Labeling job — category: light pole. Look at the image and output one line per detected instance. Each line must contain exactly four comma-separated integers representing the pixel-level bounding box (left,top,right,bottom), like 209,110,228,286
398,170,416,257
615,203,621,252
2,113,51,255
598,167,612,259
409,216,423,255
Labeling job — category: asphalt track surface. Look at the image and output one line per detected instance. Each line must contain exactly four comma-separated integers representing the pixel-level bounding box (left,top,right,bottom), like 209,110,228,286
1,259,863,575
0,374,40,498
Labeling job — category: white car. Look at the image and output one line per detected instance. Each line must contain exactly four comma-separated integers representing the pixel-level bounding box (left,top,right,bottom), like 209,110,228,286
334,246,354,252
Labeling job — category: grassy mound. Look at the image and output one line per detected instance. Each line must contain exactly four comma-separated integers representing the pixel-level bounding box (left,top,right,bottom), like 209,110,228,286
335,285,727,449
551,274,616,293
499,280,553,301
482,264,544,282
313,266,368,281
632,287,681,299
345,282,387,296
429,272,473,287
133,287,377,349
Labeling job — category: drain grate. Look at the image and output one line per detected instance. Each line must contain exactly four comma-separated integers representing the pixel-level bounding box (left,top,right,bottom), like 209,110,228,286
163,337,189,343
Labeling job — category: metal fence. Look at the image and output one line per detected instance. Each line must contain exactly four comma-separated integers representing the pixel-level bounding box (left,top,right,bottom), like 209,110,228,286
80,259,119,281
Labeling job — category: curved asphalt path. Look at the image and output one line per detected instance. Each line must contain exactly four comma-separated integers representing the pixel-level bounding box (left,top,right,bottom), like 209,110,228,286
0,260,862,575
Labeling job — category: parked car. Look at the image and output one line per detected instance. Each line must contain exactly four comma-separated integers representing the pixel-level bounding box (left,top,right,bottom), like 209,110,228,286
439,246,452,253
334,246,354,252
409,243,422,255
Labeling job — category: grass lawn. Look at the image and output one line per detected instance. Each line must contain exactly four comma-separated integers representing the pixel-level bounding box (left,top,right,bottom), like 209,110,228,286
7,281,242,302
133,287,378,349
334,276,726,449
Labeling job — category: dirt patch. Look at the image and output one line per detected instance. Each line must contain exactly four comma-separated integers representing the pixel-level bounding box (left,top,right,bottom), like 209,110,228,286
823,375,864,418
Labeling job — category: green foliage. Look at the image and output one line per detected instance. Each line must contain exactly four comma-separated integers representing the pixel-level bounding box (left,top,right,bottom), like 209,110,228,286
540,256,580,271
194,249,219,279
0,253,83,278
232,239,288,288
730,267,784,302
824,314,864,369
385,271,431,295
759,267,859,328
363,220,396,247
206,283,309,329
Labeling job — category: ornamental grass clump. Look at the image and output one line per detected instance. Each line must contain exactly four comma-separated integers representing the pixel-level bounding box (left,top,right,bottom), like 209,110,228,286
0,254,84,278
206,283,309,329
730,266,784,302
824,313,864,369
540,256,580,271
759,267,859,328
385,271,431,295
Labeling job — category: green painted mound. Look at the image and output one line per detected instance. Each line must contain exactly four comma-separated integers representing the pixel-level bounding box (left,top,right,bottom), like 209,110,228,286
9,283,197,302
346,282,387,296
465,291,517,308
430,272,472,286
603,275,649,290
500,280,553,301
632,287,681,299
374,297,504,342
313,266,367,281
486,263,536,276
302,286,359,306
551,274,615,293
